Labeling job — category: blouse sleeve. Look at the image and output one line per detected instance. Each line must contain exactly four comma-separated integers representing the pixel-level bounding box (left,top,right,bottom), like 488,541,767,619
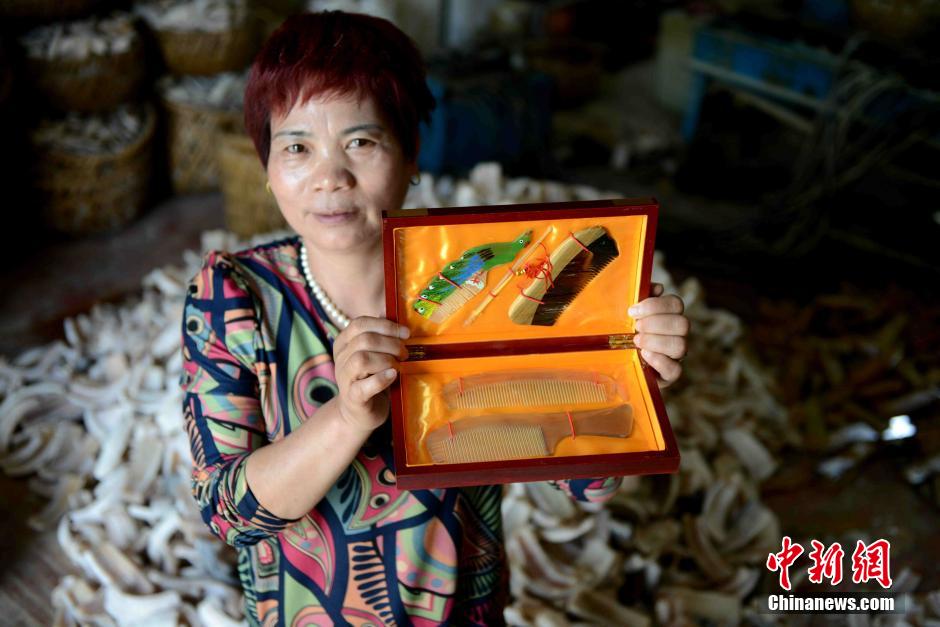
549,476,623,503
179,250,298,548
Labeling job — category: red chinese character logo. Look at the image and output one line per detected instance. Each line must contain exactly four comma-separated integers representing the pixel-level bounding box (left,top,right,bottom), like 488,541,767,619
851,539,892,589
766,535,804,591
807,540,845,585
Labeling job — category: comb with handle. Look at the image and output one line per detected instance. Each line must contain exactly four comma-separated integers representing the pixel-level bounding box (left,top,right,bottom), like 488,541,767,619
509,225,619,326
425,404,634,464
442,369,625,410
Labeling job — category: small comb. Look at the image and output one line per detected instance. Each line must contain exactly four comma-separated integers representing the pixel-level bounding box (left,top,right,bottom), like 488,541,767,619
425,404,634,464
427,280,484,323
443,369,624,410
509,226,619,326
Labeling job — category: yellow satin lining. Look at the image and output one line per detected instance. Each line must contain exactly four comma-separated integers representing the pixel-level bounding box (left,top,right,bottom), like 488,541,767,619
398,349,665,467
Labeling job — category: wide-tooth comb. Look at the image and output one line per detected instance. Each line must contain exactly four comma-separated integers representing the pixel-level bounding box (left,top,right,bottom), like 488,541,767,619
425,404,634,464
442,369,624,410
509,225,619,326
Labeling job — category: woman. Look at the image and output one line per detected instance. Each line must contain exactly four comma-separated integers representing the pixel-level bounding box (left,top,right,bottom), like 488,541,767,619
181,11,690,626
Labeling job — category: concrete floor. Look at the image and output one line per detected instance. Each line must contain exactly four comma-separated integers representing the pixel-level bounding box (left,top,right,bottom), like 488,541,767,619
0,192,225,357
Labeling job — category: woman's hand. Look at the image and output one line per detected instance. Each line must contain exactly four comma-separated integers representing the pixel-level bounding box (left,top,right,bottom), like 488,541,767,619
332,316,410,433
629,283,689,389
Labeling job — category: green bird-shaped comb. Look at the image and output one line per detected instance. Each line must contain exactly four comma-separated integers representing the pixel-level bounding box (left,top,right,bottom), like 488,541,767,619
413,230,533,324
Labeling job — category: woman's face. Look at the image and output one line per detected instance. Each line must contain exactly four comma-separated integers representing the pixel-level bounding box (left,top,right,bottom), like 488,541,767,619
266,92,416,254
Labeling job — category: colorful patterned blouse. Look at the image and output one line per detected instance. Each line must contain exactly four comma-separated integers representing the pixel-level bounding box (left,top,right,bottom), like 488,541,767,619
179,235,623,626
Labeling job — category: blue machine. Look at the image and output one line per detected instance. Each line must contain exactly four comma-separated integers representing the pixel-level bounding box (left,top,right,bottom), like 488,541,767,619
418,71,554,175
682,25,839,142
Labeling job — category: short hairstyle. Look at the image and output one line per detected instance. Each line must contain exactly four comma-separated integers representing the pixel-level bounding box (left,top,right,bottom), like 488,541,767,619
244,11,436,167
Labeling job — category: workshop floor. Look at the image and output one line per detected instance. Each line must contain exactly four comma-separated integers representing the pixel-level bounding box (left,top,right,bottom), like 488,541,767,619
1,180,937,623
0,193,225,624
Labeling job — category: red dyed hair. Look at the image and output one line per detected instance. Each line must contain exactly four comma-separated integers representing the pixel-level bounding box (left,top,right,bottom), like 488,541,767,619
244,11,436,167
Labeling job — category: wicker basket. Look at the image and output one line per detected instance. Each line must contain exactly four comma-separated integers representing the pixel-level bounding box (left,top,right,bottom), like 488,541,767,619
162,97,243,193
154,18,257,76
0,0,100,20
217,132,286,237
33,105,155,235
27,36,145,113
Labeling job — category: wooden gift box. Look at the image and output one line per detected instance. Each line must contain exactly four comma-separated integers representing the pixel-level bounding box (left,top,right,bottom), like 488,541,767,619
382,198,679,490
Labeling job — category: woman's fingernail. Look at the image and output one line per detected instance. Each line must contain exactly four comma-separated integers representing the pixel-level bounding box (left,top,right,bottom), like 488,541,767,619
628,306,640,317
385,368,397,378
399,326,410,339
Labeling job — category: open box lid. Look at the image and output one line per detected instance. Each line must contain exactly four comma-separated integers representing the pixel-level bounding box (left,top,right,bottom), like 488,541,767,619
382,197,659,354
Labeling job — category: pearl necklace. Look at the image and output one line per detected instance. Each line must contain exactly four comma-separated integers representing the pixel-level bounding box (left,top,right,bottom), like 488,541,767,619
299,242,351,329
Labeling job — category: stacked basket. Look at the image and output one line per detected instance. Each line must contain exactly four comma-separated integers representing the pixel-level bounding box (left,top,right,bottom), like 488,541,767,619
20,11,155,234
217,132,287,237
31,106,156,233
139,0,284,236
156,72,246,193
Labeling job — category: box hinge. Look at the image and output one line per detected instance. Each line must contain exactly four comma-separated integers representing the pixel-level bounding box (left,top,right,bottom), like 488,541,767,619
406,345,428,361
608,333,637,350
